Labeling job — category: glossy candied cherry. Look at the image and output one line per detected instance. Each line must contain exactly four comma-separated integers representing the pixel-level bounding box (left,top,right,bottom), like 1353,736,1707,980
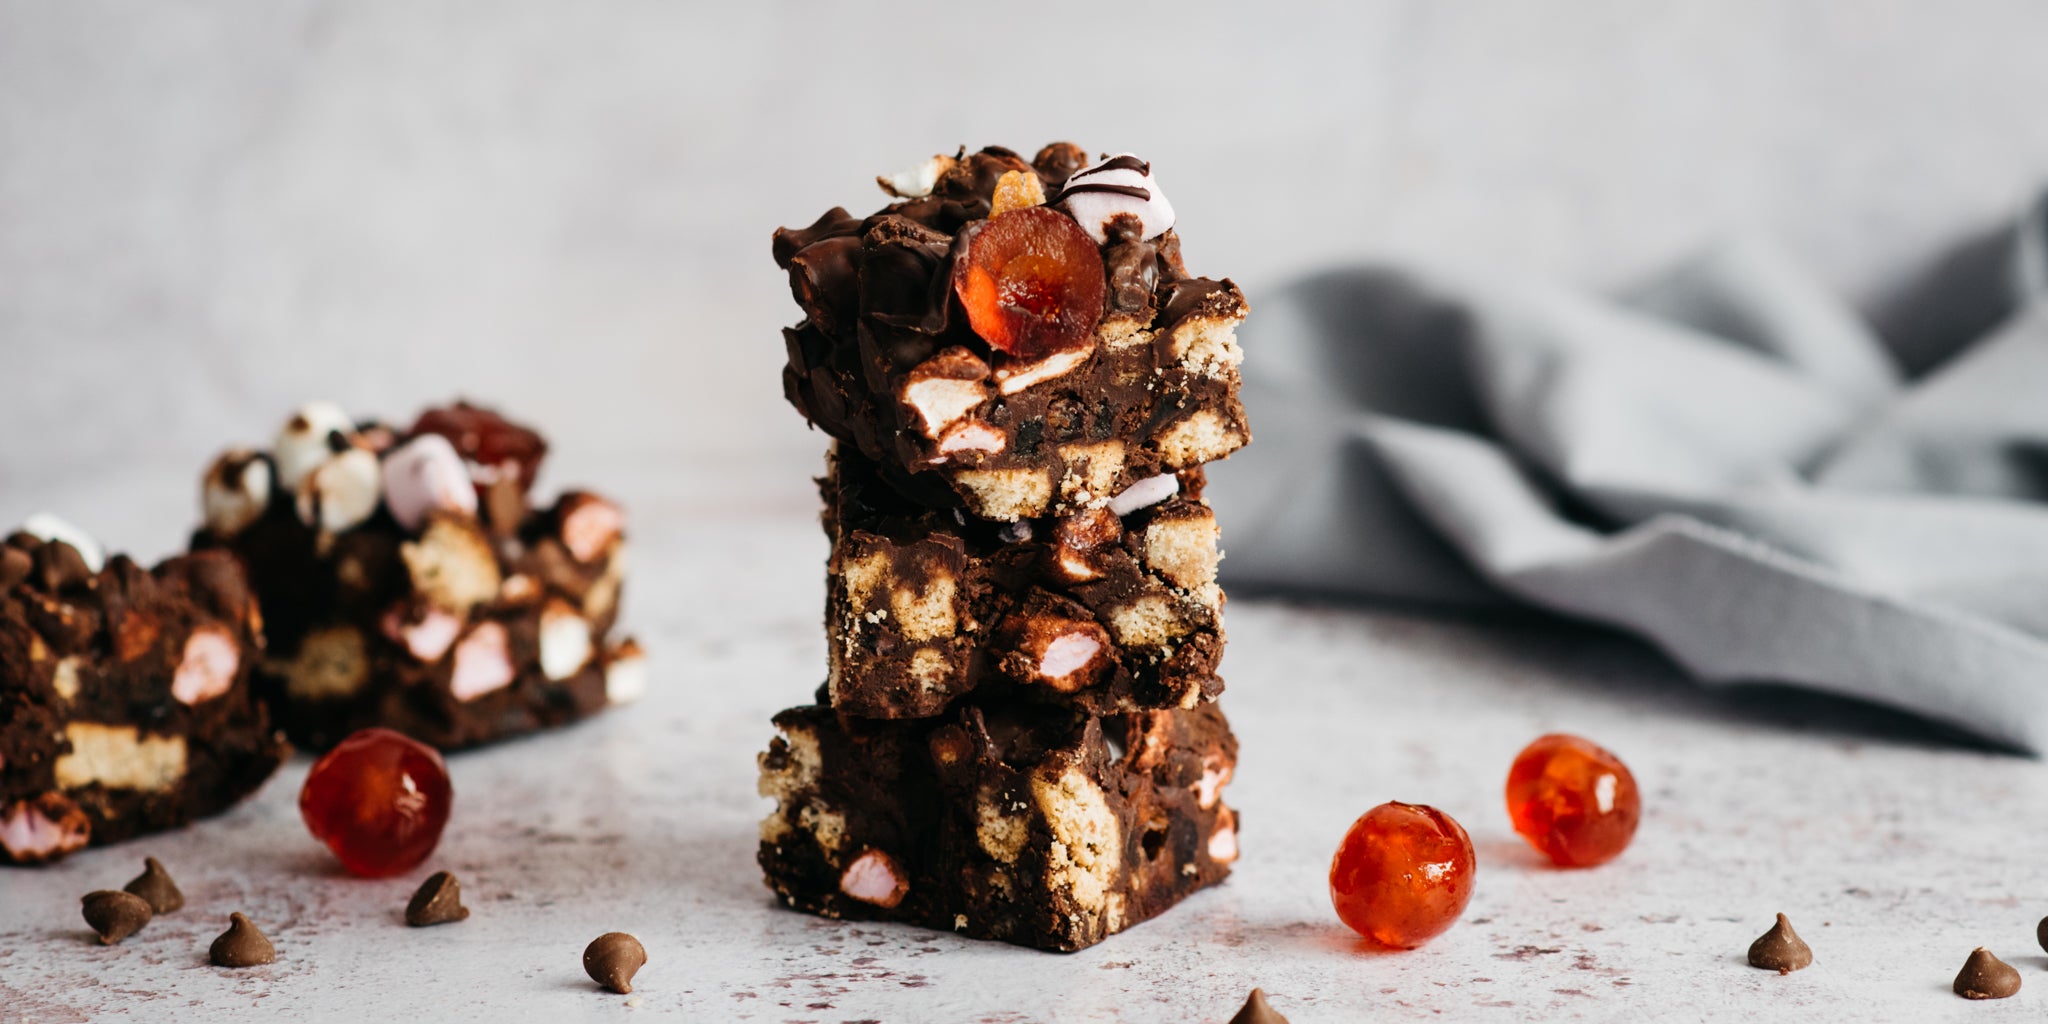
1506,733,1640,868
299,728,453,878
410,402,549,494
951,206,1106,361
1329,801,1476,949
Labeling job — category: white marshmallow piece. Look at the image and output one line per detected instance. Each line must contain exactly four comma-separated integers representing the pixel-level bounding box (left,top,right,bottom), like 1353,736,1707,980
21,514,104,573
201,451,273,538
273,400,353,492
1107,473,1179,516
604,647,648,705
538,599,593,681
171,625,241,705
295,447,382,534
1058,153,1175,244
877,154,952,199
449,622,515,702
381,434,477,532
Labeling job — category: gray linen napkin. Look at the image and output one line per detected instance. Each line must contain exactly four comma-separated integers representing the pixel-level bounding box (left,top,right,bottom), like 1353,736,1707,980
1209,192,2048,752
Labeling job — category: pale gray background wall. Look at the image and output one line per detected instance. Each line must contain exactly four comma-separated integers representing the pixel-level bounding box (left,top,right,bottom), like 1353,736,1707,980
6,0,2048,554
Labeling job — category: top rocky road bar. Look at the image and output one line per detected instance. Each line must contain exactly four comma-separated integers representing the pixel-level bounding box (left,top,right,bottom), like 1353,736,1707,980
772,144,1250,522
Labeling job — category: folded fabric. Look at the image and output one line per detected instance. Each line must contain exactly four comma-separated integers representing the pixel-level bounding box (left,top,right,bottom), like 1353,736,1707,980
1210,191,2048,752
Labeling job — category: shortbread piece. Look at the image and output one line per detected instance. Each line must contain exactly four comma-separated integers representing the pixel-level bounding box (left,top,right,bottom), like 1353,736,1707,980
0,532,285,865
757,700,1238,952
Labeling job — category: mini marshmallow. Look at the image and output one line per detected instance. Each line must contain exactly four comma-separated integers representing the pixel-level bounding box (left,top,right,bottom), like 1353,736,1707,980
1107,473,1180,517
295,448,382,534
274,401,354,492
1058,153,1174,244
171,625,240,705
201,451,273,538
604,642,648,705
21,514,104,573
538,599,593,681
449,622,515,702
876,154,955,199
381,434,477,532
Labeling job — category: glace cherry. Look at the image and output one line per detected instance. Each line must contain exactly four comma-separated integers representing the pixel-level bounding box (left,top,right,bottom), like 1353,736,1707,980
299,728,453,878
1505,733,1640,868
1329,801,1475,949
410,402,549,494
952,206,1106,361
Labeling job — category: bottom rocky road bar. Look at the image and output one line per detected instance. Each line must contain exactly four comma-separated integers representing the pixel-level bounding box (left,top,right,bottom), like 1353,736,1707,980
757,700,1238,952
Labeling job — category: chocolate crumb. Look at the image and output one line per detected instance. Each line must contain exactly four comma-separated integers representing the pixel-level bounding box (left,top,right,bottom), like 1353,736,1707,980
583,932,646,994
1746,913,1813,973
123,857,184,914
209,912,276,968
1954,948,2020,1000
1228,987,1291,1024
81,890,152,945
406,870,470,927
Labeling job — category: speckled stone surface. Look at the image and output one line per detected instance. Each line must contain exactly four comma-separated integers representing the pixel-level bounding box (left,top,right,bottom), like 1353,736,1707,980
3,462,2047,1023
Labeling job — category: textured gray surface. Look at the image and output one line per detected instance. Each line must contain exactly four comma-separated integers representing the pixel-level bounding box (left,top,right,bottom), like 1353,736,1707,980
2,461,2047,1022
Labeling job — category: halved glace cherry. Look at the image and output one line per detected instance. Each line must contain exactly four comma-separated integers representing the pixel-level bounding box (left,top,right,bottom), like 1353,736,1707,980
411,402,549,494
1506,733,1640,868
299,727,453,878
952,206,1106,361
1329,801,1476,949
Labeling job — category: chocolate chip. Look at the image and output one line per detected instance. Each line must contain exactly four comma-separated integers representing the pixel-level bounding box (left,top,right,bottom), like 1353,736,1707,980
1745,913,1813,973
1954,948,2020,1000
209,912,276,967
81,890,152,945
2037,915,2048,955
405,870,470,927
123,857,184,914
582,932,646,994
1228,987,1291,1024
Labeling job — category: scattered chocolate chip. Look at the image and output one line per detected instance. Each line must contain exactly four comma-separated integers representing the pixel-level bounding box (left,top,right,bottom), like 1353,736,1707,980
582,932,646,994
123,857,184,914
1229,987,1291,1024
1954,948,2020,1000
209,912,276,968
2037,915,2048,955
405,870,470,927
1746,913,1813,973
80,890,152,945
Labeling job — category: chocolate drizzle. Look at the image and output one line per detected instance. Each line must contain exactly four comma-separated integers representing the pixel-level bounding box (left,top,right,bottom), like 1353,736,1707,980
1056,182,1151,202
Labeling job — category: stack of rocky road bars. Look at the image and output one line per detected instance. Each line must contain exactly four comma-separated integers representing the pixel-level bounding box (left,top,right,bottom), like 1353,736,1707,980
757,144,1253,951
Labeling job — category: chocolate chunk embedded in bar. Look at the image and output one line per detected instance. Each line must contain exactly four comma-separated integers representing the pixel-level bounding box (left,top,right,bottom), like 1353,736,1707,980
191,402,644,751
0,529,286,865
773,144,1251,521
823,446,1224,719
757,699,1238,952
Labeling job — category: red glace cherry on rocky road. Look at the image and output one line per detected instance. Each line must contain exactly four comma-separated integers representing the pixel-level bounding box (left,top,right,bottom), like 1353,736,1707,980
1329,801,1476,949
410,402,549,494
1505,733,1640,868
299,728,453,878
952,206,1107,361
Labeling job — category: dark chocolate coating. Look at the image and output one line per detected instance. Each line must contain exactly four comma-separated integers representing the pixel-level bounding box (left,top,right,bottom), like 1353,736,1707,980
757,699,1238,952
0,542,286,865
